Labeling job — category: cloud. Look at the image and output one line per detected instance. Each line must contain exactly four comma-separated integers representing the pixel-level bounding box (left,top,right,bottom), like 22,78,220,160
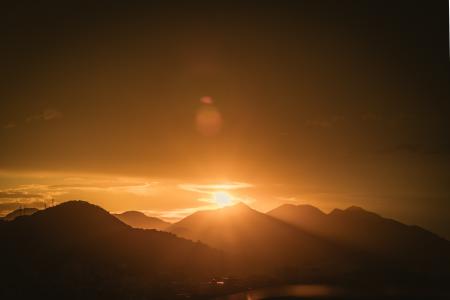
0,192,43,199
177,182,255,206
136,206,215,222
2,122,16,129
0,200,47,216
0,187,51,215
275,196,298,203
55,176,160,195
26,108,63,122
0,184,67,204
0,176,162,216
178,182,253,194
2,109,62,130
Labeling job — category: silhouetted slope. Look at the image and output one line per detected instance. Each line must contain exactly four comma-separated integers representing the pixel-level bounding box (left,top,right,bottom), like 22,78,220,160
168,203,350,277
268,204,327,232
268,204,450,279
0,201,224,299
2,201,449,298
113,210,170,230
3,207,39,221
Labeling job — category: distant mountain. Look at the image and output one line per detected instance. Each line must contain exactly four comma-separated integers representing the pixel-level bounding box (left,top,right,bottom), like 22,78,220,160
0,201,224,299
3,207,39,221
268,204,450,276
168,203,351,277
267,204,326,232
168,202,450,287
113,211,170,230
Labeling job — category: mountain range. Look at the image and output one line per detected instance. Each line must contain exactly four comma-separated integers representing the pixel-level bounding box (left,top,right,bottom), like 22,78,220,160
113,211,171,230
2,207,39,221
268,204,450,269
0,201,224,299
168,202,450,285
167,203,352,278
1,200,449,299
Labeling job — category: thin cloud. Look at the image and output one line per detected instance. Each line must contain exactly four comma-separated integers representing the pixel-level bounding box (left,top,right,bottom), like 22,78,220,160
0,177,161,215
0,192,43,199
178,182,253,194
26,108,63,122
2,122,16,129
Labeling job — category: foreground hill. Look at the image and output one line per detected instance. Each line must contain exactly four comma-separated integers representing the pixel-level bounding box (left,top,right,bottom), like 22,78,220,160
0,201,224,299
2,207,39,221
113,211,171,230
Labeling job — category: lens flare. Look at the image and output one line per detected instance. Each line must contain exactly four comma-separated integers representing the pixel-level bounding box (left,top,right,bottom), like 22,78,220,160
195,105,223,136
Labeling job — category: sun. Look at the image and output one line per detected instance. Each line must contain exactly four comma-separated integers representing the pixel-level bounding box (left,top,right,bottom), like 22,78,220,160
213,191,233,207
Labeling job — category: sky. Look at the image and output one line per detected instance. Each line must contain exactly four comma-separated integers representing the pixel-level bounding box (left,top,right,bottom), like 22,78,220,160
1,1,449,238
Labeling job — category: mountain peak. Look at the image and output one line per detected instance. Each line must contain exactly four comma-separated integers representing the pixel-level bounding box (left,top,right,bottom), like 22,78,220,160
345,205,366,212
119,210,147,217
113,210,170,230
296,204,325,214
218,202,256,214
327,206,383,222
4,207,39,221
209,201,250,212
51,200,100,210
268,203,325,217
19,200,129,233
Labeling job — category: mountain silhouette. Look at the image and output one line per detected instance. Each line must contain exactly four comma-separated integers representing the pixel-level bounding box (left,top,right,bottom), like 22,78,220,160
113,211,171,230
0,201,224,299
3,207,39,221
2,200,449,299
168,202,450,288
268,204,450,279
168,202,352,277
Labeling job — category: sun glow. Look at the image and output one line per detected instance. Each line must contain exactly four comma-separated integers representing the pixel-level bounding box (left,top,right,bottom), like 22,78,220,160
213,191,234,207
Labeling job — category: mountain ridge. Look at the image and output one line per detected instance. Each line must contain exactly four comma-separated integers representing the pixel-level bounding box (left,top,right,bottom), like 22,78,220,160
268,203,450,273
113,210,171,230
0,200,225,299
168,202,357,277
3,207,39,221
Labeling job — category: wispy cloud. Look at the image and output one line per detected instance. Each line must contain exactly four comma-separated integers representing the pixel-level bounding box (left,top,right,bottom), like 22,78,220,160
26,108,63,123
178,182,253,194
0,191,44,199
178,182,255,206
137,206,216,222
2,122,16,129
0,176,161,216
2,108,63,130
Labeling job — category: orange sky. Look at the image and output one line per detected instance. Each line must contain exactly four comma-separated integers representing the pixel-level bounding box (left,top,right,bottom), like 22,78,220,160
0,2,449,239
